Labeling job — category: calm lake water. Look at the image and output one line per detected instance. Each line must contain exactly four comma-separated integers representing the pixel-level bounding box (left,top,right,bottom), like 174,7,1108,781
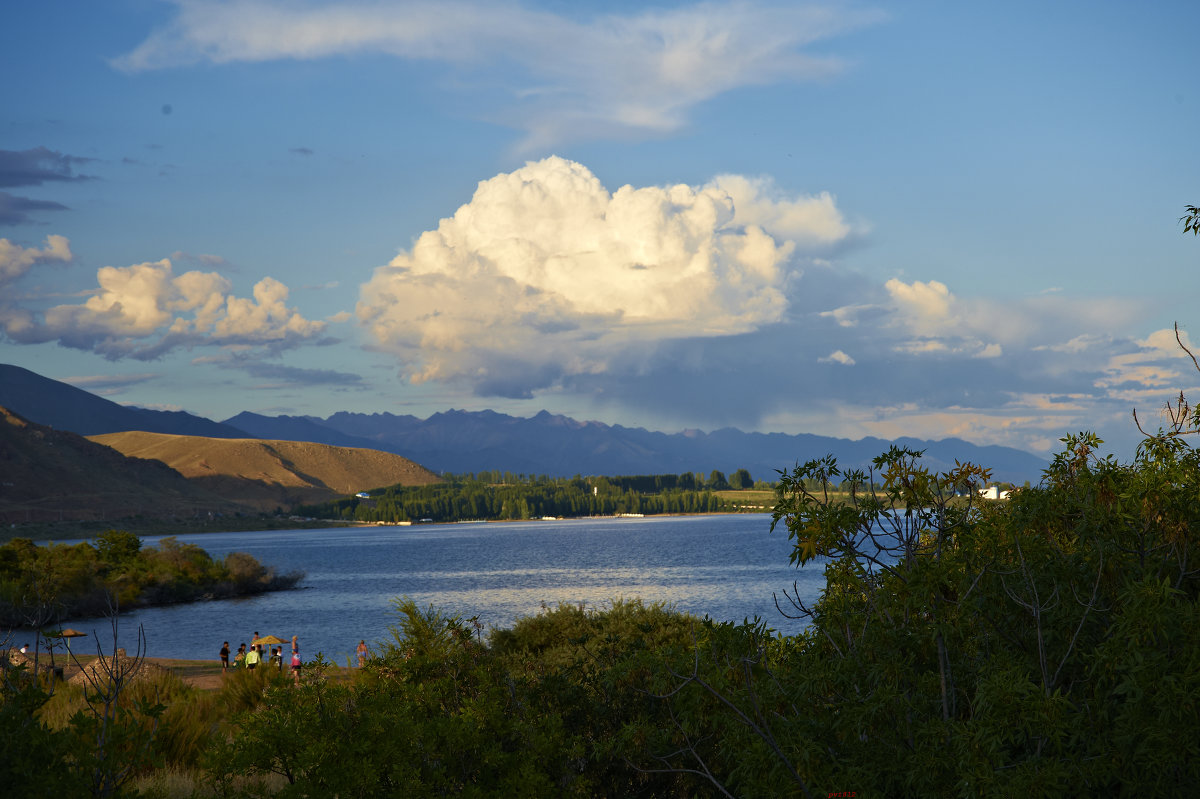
21,514,824,664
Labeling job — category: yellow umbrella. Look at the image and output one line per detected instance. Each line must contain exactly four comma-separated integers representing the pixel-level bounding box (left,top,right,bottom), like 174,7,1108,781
252,635,286,646
57,629,87,655
41,628,88,669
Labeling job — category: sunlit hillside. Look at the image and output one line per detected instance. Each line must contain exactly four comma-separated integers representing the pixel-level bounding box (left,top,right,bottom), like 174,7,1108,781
89,431,440,511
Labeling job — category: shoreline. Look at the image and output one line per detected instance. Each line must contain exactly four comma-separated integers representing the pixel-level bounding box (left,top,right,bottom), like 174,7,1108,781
6,509,772,543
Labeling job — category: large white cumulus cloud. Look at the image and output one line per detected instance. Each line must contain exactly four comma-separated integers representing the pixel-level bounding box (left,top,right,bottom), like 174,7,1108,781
358,156,847,396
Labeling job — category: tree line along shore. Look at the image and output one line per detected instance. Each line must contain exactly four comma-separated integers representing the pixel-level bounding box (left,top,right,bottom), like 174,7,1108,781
301,468,839,524
0,530,302,629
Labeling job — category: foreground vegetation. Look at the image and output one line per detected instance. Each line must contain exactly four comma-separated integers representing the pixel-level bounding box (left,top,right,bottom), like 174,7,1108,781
0,531,303,628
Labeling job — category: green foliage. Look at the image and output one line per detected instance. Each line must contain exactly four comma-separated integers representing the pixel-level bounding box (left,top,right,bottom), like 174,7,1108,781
1182,203,1200,235
207,598,711,797
728,468,754,489
0,532,302,626
492,599,709,796
93,530,141,565
211,602,563,796
0,666,84,795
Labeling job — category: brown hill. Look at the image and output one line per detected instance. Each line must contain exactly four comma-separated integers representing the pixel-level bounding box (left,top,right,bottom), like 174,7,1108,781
0,406,243,525
88,431,441,511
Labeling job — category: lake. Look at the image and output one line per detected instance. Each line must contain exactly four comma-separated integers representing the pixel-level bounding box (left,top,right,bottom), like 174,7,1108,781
18,514,824,665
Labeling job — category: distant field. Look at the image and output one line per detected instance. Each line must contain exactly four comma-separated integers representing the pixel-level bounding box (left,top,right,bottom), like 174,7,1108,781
714,489,776,508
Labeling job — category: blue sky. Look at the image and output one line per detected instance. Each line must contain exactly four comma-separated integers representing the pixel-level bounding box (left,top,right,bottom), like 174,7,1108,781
2,0,1197,460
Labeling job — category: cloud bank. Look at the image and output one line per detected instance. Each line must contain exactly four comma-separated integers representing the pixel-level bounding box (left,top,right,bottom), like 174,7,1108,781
113,0,883,148
358,156,848,396
1,244,326,360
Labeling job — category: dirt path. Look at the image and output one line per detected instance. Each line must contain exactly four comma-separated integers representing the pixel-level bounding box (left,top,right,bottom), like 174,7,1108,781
144,657,227,690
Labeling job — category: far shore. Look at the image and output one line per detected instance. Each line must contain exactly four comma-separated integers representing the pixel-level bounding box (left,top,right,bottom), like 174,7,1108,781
4,507,776,543
0,514,362,543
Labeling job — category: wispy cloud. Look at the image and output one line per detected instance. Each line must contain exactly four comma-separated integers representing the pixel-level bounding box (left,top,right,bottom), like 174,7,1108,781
61,371,160,396
0,147,95,225
236,361,366,387
0,147,95,188
0,192,70,226
112,1,884,148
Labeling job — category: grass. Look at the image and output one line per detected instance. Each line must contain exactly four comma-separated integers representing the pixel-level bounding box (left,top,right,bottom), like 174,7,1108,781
714,488,776,508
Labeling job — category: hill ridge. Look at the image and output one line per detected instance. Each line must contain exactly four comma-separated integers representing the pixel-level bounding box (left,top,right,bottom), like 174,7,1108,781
0,363,250,439
0,405,242,525
88,430,441,511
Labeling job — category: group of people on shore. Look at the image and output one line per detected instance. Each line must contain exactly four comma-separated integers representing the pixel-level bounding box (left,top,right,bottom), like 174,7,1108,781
217,635,372,679
219,632,302,683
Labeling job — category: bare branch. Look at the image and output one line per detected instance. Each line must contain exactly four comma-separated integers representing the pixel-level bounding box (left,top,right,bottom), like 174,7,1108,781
1051,553,1105,691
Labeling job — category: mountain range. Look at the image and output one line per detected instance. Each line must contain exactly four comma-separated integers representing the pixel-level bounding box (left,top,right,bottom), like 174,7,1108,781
0,363,1047,484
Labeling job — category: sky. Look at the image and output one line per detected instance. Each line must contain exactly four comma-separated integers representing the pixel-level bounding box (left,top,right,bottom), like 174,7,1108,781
2,0,1198,462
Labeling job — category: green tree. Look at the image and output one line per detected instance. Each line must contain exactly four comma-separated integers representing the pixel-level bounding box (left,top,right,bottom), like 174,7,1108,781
93,531,141,565
728,468,753,489
706,470,729,490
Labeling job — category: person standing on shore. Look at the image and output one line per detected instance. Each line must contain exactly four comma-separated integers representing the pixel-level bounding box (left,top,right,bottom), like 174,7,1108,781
234,643,246,669
290,644,301,684
356,639,368,668
220,641,230,671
